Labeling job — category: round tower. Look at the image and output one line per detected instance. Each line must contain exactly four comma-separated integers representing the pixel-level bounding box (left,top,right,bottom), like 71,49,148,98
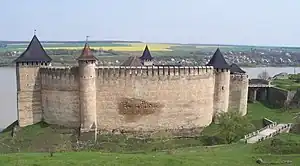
206,48,230,118
77,41,98,132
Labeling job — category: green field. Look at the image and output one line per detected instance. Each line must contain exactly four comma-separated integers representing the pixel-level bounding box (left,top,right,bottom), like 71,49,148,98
2,41,294,53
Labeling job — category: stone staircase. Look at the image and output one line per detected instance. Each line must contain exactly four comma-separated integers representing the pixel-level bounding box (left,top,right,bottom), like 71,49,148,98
241,120,293,144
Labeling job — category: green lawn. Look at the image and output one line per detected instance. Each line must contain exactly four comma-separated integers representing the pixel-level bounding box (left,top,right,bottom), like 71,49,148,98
247,102,299,125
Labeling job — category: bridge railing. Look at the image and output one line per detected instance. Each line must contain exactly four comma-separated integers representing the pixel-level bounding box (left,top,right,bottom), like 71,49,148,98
243,122,277,140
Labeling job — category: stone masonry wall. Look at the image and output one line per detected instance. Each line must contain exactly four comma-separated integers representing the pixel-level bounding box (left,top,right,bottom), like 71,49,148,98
267,87,300,108
229,74,248,116
95,66,215,132
18,65,221,133
213,69,230,116
267,87,289,108
17,64,42,127
40,67,80,127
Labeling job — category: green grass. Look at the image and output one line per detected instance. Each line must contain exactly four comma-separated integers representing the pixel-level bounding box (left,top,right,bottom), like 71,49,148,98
247,102,299,127
1,141,300,166
0,103,300,165
272,79,300,91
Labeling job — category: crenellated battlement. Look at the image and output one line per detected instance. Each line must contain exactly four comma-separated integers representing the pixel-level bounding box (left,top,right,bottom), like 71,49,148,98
95,66,214,79
40,66,79,90
40,66,78,78
230,73,248,81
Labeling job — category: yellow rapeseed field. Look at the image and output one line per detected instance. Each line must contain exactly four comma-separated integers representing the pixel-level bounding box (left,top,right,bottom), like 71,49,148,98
43,43,176,51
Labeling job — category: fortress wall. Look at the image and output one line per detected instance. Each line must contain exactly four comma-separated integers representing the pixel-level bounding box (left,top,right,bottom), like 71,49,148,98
229,74,249,116
95,66,215,132
40,66,80,127
17,65,43,127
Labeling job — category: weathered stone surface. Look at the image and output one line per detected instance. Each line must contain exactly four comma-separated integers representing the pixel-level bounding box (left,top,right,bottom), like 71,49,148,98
16,65,248,135
213,69,230,116
229,74,248,116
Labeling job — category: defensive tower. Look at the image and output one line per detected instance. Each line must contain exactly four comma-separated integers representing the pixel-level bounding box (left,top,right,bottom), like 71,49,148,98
77,40,98,132
139,45,154,66
15,34,52,127
206,48,230,117
229,63,249,116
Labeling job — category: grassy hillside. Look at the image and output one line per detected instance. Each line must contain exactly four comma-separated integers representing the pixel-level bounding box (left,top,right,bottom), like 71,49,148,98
0,102,299,165
1,138,300,166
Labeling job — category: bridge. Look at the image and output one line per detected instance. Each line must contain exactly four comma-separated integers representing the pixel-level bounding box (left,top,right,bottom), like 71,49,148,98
248,79,274,103
242,121,292,144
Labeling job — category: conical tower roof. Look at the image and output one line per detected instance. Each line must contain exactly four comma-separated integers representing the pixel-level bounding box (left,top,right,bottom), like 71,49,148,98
14,35,52,63
77,43,98,61
206,48,230,69
139,45,153,61
230,63,246,74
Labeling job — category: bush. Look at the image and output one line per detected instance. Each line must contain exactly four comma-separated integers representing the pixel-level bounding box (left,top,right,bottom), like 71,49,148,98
215,111,255,144
201,111,255,145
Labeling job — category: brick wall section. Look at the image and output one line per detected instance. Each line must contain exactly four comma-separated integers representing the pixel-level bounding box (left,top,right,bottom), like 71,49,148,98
229,74,249,116
16,65,248,133
16,65,42,127
40,67,80,127
95,66,215,131
267,87,289,108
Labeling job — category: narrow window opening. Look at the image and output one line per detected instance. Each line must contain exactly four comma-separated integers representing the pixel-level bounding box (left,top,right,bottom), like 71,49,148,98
222,86,224,90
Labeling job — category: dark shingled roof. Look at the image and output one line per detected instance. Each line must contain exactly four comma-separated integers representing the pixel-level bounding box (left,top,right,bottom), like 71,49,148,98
14,35,52,63
139,45,153,61
121,56,143,66
77,43,98,61
206,48,230,69
230,63,246,74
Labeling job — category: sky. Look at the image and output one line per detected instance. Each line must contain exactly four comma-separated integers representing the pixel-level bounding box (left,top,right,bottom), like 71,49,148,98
2,0,300,46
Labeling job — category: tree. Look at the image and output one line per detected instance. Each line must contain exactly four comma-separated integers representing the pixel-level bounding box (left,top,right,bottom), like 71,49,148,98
258,71,270,80
215,111,255,144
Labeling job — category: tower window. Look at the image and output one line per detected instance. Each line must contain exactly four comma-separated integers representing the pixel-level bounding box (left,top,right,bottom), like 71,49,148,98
222,86,224,90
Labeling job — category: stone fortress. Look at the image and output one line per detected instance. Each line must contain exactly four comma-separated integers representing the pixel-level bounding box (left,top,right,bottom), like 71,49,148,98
15,35,249,135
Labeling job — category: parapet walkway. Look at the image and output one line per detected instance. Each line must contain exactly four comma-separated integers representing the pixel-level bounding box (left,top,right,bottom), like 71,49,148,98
242,122,292,144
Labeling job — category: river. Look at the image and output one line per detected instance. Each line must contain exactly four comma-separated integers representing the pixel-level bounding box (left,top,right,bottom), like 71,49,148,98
0,66,299,129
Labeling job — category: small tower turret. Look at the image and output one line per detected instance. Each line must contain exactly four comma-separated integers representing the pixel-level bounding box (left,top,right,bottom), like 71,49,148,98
139,45,154,66
77,38,98,132
15,33,52,127
206,48,230,118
